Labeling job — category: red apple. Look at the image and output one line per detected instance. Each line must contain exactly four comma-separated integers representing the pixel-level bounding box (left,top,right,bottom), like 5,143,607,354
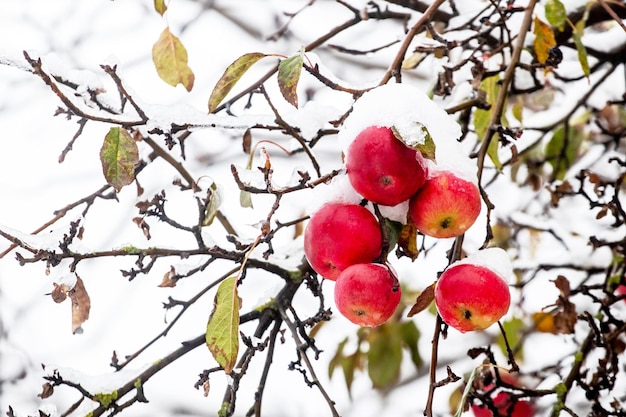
334,263,401,327
408,170,481,238
304,203,382,280
616,284,626,302
345,126,426,206
435,262,511,333
471,372,535,417
471,391,535,417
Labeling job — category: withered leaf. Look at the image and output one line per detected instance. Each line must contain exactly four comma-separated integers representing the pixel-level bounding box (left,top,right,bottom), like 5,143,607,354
51,283,69,303
397,222,420,261
68,276,91,334
553,300,577,334
407,283,435,317
38,383,54,399
553,275,570,297
159,266,177,288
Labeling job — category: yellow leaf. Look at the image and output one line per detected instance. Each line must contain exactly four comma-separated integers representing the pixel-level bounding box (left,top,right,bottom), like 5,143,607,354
152,27,195,91
533,17,556,64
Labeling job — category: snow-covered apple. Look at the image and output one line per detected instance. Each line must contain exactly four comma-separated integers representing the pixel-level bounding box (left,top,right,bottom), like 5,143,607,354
304,203,382,280
345,126,426,206
408,170,481,238
434,251,511,332
334,263,401,327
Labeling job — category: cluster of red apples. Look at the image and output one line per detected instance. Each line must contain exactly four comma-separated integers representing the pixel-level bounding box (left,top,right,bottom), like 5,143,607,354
304,125,512,331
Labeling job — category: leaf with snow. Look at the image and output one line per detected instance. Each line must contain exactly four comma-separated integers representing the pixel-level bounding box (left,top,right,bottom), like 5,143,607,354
206,276,240,374
100,127,138,192
533,17,557,64
154,0,167,16
392,124,436,163
152,27,195,91
208,52,267,113
277,49,304,108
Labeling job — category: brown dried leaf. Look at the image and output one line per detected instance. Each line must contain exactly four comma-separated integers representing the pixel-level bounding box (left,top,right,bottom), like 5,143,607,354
51,283,69,303
68,276,91,334
407,283,435,317
159,266,177,288
553,300,577,334
397,222,420,261
242,128,252,154
38,383,54,399
553,275,570,297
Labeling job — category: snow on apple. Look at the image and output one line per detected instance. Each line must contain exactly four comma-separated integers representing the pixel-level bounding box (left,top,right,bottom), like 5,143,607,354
435,248,513,333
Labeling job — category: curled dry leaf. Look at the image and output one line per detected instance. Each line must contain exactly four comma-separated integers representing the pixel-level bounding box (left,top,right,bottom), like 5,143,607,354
159,266,177,288
69,276,91,334
38,383,54,399
407,282,435,317
51,283,69,303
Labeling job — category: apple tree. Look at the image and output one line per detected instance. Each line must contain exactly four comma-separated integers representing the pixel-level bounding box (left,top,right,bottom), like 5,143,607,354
1,1,625,416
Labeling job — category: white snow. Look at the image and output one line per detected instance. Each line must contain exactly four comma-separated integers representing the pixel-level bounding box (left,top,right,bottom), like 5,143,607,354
453,247,514,283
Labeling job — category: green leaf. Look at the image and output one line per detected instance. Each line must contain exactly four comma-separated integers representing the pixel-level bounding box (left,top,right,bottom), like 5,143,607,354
572,21,590,78
496,316,525,361
545,123,586,180
154,0,167,15
367,323,402,389
328,337,363,395
152,27,195,91
400,320,421,369
545,0,566,31
206,276,240,374
277,48,304,108
474,75,503,170
208,52,267,113
202,182,221,226
100,127,139,192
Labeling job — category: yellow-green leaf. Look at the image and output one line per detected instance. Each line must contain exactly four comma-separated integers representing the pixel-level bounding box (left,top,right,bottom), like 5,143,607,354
152,27,194,91
154,0,167,15
202,182,221,226
512,95,524,125
573,21,590,78
206,276,240,374
392,124,437,162
277,49,304,108
533,17,557,64
208,52,267,113
545,0,566,31
239,190,253,208
474,75,502,170
100,127,139,192
496,316,525,361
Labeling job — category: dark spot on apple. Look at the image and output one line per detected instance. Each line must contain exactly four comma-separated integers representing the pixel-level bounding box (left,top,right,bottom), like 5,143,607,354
463,309,472,320
440,217,452,229
379,176,393,187
355,309,366,316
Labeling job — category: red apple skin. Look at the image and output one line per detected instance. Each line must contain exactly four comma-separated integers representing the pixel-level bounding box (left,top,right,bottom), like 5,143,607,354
345,126,426,206
408,170,481,238
334,263,402,327
616,284,626,302
471,392,535,417
434,263,511,333
304,203,382,281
